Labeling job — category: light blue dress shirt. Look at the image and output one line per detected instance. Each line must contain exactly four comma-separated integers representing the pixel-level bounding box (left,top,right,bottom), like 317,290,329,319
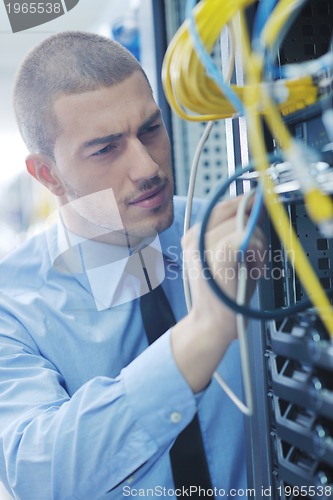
0,197,246,499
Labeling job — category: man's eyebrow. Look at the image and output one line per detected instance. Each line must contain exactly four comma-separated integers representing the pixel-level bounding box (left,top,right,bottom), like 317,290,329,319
138,109,162,134
80,132,124,153
79,109,162,154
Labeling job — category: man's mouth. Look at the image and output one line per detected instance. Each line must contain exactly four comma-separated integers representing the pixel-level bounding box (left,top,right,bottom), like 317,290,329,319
129,183,167,209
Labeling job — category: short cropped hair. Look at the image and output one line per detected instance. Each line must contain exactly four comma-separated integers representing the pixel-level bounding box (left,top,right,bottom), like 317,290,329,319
13,31,148,157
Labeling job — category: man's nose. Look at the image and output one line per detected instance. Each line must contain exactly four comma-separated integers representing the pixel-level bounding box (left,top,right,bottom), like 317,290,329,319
127,138,159,183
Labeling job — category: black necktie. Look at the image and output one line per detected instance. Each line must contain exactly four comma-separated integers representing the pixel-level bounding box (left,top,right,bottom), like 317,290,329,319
139,255,214,497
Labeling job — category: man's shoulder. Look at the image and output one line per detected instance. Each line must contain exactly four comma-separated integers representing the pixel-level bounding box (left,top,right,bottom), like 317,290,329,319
0,227,54,292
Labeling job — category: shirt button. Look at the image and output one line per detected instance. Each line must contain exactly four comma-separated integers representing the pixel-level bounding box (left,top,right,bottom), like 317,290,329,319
170,411,182,423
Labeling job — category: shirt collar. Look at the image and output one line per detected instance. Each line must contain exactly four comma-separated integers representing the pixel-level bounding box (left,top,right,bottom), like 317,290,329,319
46,211,180,311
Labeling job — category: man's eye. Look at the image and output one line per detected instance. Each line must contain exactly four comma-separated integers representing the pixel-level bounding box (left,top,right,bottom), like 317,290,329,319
141,124,161,136
92,143,117,157
148,124,160,132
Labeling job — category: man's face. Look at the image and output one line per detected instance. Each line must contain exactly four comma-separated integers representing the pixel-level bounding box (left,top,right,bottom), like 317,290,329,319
52,71,174,245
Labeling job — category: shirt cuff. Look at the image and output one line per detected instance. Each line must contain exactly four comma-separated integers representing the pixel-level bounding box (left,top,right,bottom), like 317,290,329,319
121,329,197,448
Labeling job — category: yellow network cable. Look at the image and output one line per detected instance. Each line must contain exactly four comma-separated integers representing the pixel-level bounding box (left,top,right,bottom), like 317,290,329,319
257,0,333,226
162,0,255,120
236,0,332,230
161,0,318,121
162,0,333,337
260,0,304,52
242,3,333,336
262,93,333,224
245,83,333,337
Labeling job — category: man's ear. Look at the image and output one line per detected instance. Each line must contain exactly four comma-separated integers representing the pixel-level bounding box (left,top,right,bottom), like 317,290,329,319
26,154,65,196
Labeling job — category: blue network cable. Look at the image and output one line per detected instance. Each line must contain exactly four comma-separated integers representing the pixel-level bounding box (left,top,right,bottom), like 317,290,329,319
239,185,264,258
252,0,278,52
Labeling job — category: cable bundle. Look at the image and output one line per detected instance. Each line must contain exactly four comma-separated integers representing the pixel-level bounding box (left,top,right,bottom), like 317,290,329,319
162,0,319,121
162,0,333,411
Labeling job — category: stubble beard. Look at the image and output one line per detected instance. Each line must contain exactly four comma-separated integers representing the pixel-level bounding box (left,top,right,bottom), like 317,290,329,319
60,183,175,246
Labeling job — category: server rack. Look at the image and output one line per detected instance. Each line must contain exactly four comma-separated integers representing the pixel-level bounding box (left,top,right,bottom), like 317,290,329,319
245,1,333,498
161,0,332,497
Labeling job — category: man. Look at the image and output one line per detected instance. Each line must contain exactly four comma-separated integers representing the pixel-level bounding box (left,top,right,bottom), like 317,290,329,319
0,31,264,499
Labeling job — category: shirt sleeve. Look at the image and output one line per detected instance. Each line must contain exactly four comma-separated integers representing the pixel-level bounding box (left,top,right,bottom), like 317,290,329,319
0,320,196,500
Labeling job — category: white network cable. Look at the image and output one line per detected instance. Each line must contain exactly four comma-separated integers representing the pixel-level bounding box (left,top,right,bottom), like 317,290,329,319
183,138,255,415
213,189,255,416
183,120,215,311
182,116,256,415
182,18,237,308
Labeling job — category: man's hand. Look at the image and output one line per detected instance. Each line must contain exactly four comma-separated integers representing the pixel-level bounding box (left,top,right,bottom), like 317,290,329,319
171,196,266,393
